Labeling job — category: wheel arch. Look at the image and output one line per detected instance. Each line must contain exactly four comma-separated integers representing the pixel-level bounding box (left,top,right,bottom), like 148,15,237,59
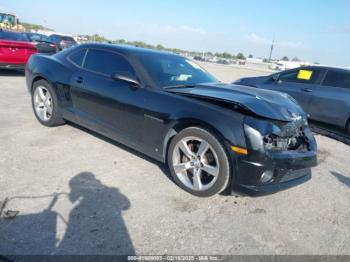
163,118,237,196
346,115,350,132
162,118,233,164
31,75,51,92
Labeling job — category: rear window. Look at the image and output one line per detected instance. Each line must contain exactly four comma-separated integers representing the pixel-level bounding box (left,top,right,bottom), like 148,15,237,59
61,36,76,42
27,33,49,42
322,71,350,89
279,68,322,85
0,31,29,42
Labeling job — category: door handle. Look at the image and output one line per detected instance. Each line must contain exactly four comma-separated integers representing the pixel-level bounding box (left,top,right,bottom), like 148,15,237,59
74,76,84,84
302,88,312,92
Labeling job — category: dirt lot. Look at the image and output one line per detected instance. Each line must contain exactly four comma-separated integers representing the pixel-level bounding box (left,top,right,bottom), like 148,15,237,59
0,64,349,255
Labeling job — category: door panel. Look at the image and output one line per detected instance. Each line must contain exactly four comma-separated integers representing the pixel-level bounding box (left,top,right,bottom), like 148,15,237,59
258,68,325,117
307,85,350,127
258,80,314,113
69,48,146,147
72,71,145,147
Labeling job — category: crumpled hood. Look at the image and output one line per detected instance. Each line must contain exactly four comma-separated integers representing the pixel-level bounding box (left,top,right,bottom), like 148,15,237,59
167,83,306,122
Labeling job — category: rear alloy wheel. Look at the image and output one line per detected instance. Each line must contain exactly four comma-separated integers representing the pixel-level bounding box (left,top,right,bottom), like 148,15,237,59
31,80,65,127
168,127,230,197
33,86,53,122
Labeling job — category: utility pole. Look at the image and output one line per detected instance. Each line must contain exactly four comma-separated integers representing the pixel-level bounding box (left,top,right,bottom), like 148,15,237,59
268,36,275,63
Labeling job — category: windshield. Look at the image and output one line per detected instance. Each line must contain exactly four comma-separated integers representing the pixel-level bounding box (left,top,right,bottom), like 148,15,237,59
136,53,217,88
27,33,49,42
0,14,16,25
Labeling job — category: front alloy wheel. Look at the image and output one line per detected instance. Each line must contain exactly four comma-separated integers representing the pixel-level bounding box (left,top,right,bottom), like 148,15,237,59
168,127,231,197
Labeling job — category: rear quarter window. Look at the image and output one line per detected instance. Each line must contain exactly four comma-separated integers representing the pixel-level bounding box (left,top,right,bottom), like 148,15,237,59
68,49,87,67
322,71,350,89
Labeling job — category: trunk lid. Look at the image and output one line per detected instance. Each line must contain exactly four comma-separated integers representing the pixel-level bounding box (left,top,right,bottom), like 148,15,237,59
0,40,37,64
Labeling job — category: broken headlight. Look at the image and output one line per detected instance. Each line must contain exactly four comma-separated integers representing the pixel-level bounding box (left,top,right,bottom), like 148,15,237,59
263,125,309,152
244,116,310,153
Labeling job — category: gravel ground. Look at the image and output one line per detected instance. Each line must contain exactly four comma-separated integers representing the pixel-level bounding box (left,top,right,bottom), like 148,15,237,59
0,64,349,255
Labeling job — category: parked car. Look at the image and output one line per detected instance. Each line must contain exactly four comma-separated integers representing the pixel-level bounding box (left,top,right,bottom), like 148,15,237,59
24,32,57,54
47,34,76,51
26,44,317,197
235,66,350,133
0,29,37,70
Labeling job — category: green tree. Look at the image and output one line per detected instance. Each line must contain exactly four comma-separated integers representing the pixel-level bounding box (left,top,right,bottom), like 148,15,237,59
156,44,165,50
292,57,300,62
222,52,233,59
236,53,246,60
248,54,253,58
281,56,289,61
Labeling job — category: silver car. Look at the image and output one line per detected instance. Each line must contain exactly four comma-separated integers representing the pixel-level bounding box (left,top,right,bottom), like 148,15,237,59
236,66,350,133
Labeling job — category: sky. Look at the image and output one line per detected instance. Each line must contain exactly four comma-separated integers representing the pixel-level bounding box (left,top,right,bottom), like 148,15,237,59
1,0,349,66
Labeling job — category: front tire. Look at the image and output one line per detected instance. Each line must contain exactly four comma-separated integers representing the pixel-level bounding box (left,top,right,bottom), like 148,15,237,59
31,80,65,127
167,127,231,197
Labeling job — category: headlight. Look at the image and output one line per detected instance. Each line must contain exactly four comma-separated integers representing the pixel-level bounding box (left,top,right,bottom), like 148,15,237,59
263,134,297,151
244,116,310,153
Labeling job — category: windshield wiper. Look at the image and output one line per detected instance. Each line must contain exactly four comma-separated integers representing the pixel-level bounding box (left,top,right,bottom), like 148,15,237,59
163,84,196,89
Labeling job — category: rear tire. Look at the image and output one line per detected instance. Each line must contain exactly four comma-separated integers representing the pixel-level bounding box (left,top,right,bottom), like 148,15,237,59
31,80,65,127
167,127,231,197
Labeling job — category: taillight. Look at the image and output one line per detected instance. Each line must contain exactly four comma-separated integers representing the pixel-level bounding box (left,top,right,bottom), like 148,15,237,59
28,43,38,52
50,44,56,48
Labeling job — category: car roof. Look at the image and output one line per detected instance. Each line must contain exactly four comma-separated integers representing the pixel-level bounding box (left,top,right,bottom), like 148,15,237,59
50,34,72,38
77,43,179,57
301,65,350,73
0,29,21,35
26,32,44,35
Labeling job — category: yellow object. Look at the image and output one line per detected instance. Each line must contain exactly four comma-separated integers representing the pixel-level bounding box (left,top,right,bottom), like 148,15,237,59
231,146,248,155
297,70,313,80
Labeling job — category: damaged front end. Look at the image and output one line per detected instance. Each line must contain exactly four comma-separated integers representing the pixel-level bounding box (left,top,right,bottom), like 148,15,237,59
262,118,311,152
233,115,317,195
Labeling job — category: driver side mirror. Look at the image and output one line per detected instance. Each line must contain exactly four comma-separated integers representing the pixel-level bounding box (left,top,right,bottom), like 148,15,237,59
272,73,281,84
111,72,140,87
272,73,279,81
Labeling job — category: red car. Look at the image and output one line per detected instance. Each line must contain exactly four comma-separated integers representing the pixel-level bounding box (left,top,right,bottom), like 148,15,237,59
0,29,37,70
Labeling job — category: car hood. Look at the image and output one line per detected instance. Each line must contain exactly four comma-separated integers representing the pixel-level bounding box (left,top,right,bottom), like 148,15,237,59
166,83,306,122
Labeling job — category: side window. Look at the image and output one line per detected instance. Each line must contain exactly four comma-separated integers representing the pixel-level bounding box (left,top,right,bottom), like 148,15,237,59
279,68,322,85
84,49,136,76
68,49,86,67
29,34,41,41
322,71,350,89
279,70,299,82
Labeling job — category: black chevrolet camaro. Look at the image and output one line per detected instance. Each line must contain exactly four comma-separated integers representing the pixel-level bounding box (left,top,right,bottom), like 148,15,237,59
25,44,317,197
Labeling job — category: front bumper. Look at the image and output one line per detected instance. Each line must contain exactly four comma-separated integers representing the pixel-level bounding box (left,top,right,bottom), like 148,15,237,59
230,116,317,196
233,154,316,196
